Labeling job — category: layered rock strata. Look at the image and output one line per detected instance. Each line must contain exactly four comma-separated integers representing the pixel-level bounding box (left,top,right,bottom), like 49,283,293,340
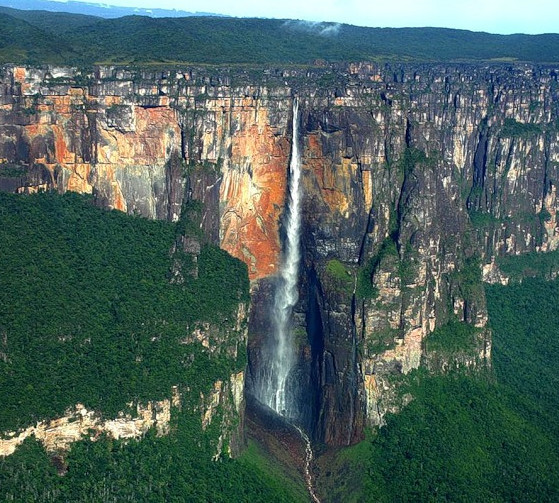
1,63,558,445
0,394,176,458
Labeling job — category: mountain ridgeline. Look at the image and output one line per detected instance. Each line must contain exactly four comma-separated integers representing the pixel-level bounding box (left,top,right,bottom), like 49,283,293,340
1,7,559,65
0,0,219,20
1,52,559,500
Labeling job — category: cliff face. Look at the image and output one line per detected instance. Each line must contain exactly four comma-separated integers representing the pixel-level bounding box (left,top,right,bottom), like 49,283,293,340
0,396,176,458
2,63,558,446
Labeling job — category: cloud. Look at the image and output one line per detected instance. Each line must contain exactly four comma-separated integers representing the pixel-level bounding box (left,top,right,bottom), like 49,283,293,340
283,19,342,36
319,23,341,36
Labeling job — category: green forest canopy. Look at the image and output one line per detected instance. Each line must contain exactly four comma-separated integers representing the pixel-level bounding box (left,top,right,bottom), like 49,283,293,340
1,7,559,65
0,191,311,502
0,191,249,431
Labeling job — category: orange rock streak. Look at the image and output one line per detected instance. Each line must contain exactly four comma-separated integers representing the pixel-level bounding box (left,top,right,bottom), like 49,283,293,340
220,105,289,280
13,78,289,281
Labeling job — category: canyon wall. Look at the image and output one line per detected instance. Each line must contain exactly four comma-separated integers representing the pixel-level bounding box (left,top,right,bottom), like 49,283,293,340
1,63,558,446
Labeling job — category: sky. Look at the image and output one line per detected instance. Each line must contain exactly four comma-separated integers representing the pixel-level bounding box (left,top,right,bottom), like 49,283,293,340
70,0,559,34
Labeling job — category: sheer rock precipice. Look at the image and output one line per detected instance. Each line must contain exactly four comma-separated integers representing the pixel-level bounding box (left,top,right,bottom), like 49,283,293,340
2,62,558,445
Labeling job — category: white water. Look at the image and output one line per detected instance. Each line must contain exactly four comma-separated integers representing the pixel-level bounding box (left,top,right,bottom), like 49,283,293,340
260,98,302,418
295,426,321,503
256,99,320,503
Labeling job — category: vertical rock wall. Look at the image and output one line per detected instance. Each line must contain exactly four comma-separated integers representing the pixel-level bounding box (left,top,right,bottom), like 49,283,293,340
1,63,558,445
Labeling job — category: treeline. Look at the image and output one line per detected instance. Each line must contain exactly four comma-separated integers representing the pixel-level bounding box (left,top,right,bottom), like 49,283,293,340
1,7,559,65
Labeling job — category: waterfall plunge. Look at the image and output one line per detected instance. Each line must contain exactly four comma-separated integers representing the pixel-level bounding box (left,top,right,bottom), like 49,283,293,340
260,98,302,419
253,99,320,503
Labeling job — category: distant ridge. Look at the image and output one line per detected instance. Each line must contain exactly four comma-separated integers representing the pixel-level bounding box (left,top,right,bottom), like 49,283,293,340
0,0,222,19
1,5,559,66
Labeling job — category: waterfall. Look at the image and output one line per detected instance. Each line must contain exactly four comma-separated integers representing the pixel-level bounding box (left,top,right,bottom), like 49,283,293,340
259,98,302,418
253,98,320,503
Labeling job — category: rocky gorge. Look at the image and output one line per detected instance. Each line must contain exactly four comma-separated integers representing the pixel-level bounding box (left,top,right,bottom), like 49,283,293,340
1,61,558,453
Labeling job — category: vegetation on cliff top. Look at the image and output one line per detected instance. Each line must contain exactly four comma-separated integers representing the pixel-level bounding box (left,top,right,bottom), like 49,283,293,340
319,268,559,502
0,191,249,431
0,11,78,65
1,8,559,65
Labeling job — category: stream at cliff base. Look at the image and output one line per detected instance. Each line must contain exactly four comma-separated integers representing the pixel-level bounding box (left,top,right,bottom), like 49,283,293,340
294,425,321,503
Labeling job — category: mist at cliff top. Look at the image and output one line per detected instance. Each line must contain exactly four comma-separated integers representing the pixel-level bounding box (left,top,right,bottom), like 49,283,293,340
51,0,558,34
